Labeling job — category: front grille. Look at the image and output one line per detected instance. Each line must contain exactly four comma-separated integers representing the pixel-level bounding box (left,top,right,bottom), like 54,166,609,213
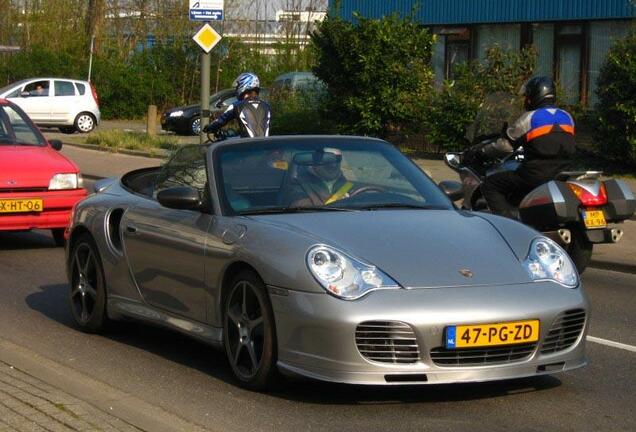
540,309,586,354
430,343,537,366
0,187,47,193
355,321,419,364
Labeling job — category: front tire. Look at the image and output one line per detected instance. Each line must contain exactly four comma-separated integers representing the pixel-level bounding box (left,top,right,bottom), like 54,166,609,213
566,229,593,274
74,112,96,133
223,270,278,390
68,233,109,333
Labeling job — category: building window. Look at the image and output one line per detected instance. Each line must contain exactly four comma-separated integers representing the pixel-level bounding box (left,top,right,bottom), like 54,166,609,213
531,23,554,78
588,20,633,107
555,23,586,105
442,27,471,80
474,24,521,61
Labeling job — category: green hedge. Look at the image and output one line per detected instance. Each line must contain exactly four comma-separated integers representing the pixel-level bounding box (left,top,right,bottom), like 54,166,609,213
594,31,636,165
310,13,434,138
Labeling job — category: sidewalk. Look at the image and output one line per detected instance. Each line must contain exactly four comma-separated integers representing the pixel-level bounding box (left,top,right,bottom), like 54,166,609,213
0,338,209,432
0,360,140,432
60,144,635,273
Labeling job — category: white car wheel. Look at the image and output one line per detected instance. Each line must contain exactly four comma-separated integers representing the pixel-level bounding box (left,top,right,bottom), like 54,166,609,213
75,113,96,133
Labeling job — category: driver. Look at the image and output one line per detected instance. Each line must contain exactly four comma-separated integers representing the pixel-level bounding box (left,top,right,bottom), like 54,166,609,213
203,72,271,138
288,148,356,207
476,76,577,218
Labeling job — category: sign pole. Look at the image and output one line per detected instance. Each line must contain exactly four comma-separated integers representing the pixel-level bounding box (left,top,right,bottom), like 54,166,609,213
190,1,224,144
200,34,211,145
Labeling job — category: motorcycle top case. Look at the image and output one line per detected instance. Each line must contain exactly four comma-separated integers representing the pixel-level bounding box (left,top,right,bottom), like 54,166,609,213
518,181,580,229
603,178,636,222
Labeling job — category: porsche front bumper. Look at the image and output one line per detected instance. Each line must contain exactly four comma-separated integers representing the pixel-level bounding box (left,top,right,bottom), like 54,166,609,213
270,281,588,385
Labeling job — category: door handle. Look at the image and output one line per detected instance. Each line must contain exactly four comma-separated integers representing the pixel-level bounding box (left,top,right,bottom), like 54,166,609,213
126,224,138,234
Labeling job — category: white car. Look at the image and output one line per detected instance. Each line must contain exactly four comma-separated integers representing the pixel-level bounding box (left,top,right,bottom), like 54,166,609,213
0,77,101,133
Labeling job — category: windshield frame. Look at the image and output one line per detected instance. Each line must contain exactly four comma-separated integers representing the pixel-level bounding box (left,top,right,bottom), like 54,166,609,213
211,136,453,217
0,101,48,147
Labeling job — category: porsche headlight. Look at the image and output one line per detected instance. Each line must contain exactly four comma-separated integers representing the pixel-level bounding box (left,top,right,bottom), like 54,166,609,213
523,237,578,287
169,110,184,117
49,173,81,190
307,245,400,300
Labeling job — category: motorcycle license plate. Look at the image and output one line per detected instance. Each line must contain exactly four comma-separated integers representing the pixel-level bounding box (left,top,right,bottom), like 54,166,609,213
445,320,540,349
583,209,606,229
0,198,43,213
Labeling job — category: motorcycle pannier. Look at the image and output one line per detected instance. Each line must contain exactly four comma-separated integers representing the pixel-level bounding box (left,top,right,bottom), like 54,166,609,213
518,181,580,229
603,179,636,222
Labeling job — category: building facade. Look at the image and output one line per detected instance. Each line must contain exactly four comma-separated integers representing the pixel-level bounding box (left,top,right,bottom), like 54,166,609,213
334,0,636,106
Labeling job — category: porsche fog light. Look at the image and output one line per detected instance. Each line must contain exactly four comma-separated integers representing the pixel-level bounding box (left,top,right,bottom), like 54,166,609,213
523,237,578,287
169,110,184,117
307,245,400,300
49,173,79,190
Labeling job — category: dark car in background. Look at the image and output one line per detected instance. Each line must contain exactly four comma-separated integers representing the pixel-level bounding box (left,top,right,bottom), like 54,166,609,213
161,88,269,136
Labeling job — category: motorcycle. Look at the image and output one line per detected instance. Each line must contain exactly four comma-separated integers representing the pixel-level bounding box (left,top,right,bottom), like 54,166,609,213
440,93,636,273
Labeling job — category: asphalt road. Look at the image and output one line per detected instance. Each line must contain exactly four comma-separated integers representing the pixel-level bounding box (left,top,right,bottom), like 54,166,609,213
0,225,634,432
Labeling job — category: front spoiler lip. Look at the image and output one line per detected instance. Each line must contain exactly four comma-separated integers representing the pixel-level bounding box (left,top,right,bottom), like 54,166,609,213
278,356,588,385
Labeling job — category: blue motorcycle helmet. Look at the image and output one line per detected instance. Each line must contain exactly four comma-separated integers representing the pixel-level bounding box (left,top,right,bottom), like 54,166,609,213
234,72,260,99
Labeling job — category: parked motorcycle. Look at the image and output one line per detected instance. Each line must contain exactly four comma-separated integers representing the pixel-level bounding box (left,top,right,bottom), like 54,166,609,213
440,93,636,273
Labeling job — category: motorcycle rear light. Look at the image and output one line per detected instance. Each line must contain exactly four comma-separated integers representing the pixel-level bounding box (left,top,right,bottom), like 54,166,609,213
90,83,99,106
568,183,608,206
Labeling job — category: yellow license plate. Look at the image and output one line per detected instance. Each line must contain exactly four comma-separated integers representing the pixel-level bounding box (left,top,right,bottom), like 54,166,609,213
583,209,606,229
0,198,43,213
446,320,540,349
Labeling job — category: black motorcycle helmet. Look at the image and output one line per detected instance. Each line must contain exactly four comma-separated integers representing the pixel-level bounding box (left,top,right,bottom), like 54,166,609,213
521,76,556,110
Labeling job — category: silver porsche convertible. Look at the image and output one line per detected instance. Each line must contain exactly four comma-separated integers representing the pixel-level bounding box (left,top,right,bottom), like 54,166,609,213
65,136,588,390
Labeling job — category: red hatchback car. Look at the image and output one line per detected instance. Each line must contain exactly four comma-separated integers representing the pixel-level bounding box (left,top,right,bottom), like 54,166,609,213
0,98,86,245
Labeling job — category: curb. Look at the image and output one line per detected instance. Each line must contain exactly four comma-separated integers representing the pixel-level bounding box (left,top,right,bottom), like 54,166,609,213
0,337,211,432
63,141,169,159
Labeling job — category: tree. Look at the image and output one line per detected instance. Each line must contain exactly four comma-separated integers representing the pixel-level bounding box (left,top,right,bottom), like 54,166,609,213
594,31,636,164
310,13,434,138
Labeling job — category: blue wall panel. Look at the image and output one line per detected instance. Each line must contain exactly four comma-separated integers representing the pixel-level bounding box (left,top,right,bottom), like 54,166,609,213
335,0,636,24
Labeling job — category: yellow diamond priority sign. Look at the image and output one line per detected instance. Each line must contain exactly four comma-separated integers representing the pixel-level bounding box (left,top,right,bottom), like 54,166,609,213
193,23,222,53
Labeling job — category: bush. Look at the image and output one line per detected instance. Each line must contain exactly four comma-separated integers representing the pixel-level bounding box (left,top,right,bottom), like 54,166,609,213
310,13,434,138
421,47,536,153
269,89,336,135
594,31,636,165
85,130,178,155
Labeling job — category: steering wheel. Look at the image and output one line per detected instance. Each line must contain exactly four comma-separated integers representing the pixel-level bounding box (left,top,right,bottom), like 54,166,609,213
349,186,387,197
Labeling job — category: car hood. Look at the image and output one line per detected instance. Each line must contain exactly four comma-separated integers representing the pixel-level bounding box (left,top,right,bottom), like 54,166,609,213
0,145,77,188
251,210,532,288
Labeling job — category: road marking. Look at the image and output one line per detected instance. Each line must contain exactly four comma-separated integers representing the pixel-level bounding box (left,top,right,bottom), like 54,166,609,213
587,336,636,353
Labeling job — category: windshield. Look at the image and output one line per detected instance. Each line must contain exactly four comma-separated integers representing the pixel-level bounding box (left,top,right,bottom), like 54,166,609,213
0,104,46,146
0,79,27,96
465,92,524,143
215,138,452,215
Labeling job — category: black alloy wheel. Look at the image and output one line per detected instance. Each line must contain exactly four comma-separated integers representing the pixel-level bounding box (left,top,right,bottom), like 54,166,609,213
68,234,109,332
223,271,278,390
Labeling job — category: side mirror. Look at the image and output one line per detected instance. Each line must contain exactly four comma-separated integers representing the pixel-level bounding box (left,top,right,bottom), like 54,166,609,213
439,180,464,202
20,91,30,98
444,153,461,170
49,139,63,151
157,186,203,211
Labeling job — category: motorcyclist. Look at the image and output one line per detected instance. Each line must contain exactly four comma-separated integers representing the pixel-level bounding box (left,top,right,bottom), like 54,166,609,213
203,72,271,138
474,76,577,218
